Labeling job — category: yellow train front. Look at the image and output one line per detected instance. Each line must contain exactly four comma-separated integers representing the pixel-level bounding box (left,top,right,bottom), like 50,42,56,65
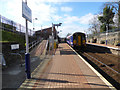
73,32,86,49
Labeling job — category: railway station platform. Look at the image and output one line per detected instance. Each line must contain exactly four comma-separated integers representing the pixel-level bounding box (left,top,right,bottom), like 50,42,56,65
87,43,120,50
87,43,120,55
19,43,115,89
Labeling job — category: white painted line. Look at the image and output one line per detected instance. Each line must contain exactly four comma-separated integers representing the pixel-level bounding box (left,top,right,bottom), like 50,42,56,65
67,44,116,90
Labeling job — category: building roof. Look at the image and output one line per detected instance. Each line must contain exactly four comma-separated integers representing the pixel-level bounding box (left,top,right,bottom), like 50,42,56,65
35,26,56,33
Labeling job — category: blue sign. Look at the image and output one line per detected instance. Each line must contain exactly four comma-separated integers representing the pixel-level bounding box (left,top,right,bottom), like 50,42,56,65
22,2,32,22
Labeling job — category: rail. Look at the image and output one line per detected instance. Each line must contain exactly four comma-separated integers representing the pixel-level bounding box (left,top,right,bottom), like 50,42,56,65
0,15,35,36
83,52,120,74
10,39,43,66
10,53,23,67
0,53,6,66
29,39,43,50
44,40,48,55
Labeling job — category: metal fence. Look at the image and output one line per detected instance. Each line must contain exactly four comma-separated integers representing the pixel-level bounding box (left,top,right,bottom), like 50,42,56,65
87,28,120,39
0,15,35,36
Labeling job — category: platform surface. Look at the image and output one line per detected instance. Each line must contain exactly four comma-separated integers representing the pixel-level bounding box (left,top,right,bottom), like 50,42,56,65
19,43,115,89
87,43,120,50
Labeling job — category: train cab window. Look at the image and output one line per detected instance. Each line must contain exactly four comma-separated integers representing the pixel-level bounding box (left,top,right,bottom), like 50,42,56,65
82,36,85,40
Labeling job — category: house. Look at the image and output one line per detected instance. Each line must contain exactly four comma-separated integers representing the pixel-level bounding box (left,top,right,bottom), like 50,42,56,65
35,27,57,40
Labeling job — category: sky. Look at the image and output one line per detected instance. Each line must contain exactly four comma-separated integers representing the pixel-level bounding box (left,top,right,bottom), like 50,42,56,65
0,0,119,37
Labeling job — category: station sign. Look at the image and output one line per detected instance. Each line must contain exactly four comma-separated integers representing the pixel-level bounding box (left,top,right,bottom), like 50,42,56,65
11,44,19,50
22,1,32,22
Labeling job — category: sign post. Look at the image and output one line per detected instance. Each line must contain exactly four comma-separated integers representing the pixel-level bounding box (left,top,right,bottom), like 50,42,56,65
22,0,32,79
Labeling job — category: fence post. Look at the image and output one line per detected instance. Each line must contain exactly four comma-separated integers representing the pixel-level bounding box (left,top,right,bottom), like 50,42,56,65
11,21,14,32
36,41,37,46
32,42,33,48
0,15,1,29
19,24,21,34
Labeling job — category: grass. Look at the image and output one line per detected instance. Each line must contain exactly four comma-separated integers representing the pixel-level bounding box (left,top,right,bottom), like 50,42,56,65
1,30,25,46
0,41,9,42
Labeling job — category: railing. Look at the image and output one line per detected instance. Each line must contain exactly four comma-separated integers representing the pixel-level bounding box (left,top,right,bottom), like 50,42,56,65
44,40,48,55
29,39,43,50
0,15,35,36
87,28,120,38
0,53,6,66
10,53,23,67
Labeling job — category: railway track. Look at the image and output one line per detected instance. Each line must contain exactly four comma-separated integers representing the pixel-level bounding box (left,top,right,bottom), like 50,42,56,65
75,48,120,89
83,52,120,74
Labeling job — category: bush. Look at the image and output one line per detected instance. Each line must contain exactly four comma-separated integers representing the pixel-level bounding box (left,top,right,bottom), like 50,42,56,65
2,30,25,46
92,38,97,43
116,43,120,46
100,40,105,44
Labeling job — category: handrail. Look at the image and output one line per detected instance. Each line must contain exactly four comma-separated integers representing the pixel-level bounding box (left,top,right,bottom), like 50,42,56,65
28,39,43,50
44,40,48,55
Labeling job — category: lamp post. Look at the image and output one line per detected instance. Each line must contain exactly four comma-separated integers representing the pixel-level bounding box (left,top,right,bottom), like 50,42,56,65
33,18,38,30
52,23,62,51
106,25,108,45
54,23,62,39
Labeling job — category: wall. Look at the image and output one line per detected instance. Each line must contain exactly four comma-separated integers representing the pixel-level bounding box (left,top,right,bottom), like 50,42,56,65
87,31,120,46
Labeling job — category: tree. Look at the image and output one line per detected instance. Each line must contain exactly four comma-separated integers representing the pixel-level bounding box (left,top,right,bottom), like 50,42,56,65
66,33,71,37
98,5,115,31
104,2,120,28
89,15,101,34
100,24,106,32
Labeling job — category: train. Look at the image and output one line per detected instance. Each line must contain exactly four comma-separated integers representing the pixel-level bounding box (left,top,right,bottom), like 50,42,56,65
66,32,86,49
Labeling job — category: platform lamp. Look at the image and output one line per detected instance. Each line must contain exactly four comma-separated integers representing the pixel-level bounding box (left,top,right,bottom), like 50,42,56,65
106,25,108,45
55,23,62,39
52,23,62,52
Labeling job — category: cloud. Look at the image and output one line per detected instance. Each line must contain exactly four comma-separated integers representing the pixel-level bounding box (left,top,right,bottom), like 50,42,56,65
4,0,24,24
53,15,63,21
79,13,94,24
27,0,113,3
1,0,99,37
63,13,95,25
61,7,73,12
58,24,87,37
57,13,97,37
1,0,59,30
28,1,58,23
63,15,80,24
